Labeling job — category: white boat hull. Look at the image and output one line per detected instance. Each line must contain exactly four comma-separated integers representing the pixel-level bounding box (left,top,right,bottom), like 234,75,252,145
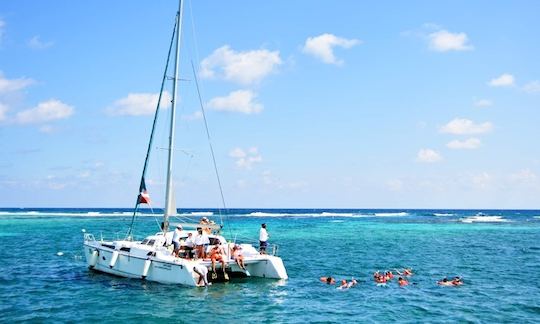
83,236,288,286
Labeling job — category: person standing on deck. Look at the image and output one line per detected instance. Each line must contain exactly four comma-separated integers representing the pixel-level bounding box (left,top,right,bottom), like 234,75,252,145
172,225,183,257
259,223,269,254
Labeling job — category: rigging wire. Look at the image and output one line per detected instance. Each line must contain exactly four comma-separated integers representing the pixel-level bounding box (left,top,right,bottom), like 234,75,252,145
191,60,232,239
188,0,231,237
126,14,178,239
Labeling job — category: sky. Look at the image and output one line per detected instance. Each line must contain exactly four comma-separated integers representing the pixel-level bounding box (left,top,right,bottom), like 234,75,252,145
1,0,539,209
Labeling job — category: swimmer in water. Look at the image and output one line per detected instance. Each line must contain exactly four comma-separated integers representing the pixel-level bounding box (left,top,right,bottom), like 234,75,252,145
395,268,413,276
347,278,358,288
398,277,409,286
338,279,348,289
451,277,463,286
437,277,454,286
320,276,336,284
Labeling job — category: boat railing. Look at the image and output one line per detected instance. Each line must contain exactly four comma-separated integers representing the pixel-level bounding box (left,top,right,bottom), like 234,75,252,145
230,234,281,257
83,233,96,242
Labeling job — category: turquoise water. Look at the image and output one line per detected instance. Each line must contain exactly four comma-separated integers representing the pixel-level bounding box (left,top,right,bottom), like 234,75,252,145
1,209,539,322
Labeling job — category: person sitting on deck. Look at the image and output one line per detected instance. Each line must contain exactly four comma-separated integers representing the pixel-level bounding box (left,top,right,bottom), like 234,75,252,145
209,245,228,280
199,217,212,234
181,232,195,259
231,245,247,271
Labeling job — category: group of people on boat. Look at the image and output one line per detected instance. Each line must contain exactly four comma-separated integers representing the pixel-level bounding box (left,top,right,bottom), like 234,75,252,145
168,221,270,287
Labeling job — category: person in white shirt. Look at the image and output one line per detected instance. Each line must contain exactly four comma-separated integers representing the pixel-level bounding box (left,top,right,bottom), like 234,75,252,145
183,232,195,258
259,223,269,254
194,228,210,259
172,225,183,257
193,264,210,287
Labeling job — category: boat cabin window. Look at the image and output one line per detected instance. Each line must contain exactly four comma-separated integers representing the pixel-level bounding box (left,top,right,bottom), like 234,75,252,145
140,239,155,246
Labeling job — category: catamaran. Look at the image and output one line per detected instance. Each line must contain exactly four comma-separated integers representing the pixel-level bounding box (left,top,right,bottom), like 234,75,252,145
82,0,287,286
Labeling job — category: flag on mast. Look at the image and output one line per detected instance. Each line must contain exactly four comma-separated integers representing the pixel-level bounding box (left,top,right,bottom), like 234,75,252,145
138,177,151,204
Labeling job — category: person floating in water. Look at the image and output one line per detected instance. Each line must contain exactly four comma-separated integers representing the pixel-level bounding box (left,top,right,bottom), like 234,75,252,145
336,278,357,290
438,276,463,286
395,268,413,276
398,277,409,286
451,276,463,286
320,276,336,284
373,271,387,284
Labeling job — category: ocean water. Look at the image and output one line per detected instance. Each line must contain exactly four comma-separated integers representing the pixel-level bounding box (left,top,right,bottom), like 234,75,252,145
1,208,539,322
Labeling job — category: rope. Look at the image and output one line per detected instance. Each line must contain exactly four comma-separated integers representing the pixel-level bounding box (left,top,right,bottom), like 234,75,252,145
126,14,178,239
190,61,232,239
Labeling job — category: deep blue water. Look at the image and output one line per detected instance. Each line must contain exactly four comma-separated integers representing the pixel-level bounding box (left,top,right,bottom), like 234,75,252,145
1,208,539,322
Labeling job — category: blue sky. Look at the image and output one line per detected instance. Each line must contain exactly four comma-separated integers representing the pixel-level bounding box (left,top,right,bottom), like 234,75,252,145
1,0,539,209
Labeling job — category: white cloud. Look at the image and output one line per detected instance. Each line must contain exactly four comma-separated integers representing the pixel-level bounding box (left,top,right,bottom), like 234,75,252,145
0,72,35,94
302,33,360,65
523,80,540,93
27,36,54,50
15,99,74,124
440,118,493,135
106,92,171,116
229,147,262,170
446,138,481,149
0,103,8,121
200,45,281,85
428,30,473,52
473,99,492,107
207,90,262,114
488,73,515,87
416,149,442,163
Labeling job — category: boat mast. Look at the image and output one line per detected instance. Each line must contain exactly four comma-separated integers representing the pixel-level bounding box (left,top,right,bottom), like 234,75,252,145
163,0,184,232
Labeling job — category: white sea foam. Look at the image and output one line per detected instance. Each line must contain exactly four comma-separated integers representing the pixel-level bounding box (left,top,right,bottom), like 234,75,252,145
374,212,409,217
320,212,355,217
0,211,150,217
183,212,214,216
248,212,291,217
460,215,510,223
433,213,455,217
246,211,369,218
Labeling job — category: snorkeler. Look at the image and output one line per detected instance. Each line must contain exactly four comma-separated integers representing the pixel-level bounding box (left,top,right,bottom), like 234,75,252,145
320,276,336,284
395,268,413,276
451,277,463,286
398,277,409,286
437,277,454,286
